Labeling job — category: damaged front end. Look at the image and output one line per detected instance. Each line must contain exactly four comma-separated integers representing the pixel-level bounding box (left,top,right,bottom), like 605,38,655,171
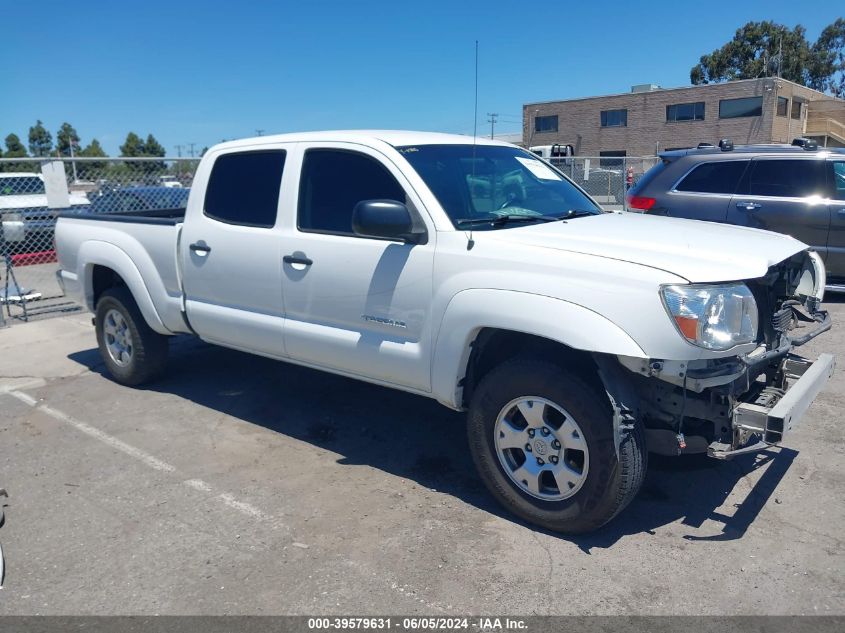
603,250,835,459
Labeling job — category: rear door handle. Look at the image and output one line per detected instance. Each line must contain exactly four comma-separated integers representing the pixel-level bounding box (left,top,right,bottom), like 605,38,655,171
736,201,762,211
189,242,211,255
283,254,313,266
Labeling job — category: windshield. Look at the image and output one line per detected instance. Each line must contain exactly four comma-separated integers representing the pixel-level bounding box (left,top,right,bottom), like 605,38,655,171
396,144,601,229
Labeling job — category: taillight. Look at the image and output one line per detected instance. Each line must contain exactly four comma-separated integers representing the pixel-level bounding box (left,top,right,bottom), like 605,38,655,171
626,194,656,211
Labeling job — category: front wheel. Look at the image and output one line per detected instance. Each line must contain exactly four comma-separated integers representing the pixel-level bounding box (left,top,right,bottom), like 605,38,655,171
95,287,168,386
467,358,646,533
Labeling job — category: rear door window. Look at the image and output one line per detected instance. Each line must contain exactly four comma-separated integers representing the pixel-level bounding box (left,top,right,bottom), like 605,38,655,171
204,150,286,227
675,161,748,194
744,159,825,198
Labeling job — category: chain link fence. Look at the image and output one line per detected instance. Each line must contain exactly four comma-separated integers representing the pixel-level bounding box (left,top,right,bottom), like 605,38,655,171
0,157,199,325
547,156,661,211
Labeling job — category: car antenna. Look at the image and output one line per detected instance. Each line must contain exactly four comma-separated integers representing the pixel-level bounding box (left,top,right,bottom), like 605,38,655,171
467,40,478,251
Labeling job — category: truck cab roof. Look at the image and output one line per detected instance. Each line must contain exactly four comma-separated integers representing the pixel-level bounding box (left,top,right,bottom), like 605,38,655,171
213,130,515,152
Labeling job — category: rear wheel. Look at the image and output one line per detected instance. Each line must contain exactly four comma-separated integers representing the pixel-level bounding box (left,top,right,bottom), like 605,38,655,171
95,287,168,385
467,358,646,533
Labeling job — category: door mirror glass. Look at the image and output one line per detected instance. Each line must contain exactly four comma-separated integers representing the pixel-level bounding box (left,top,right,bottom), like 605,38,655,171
352,199,425,243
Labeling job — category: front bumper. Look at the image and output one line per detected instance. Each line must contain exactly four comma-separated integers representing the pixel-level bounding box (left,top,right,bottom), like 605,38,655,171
710,352,836,459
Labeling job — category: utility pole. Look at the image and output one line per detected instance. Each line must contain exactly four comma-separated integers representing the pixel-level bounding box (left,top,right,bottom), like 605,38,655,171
174,145,184,178
486,113,498,139
255,129,265,136
187,142,197,158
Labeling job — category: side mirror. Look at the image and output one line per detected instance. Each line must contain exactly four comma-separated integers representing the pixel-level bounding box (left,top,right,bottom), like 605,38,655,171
352,199,426,244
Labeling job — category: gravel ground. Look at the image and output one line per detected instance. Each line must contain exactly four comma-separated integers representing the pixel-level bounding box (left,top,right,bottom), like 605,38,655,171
0,297,842,615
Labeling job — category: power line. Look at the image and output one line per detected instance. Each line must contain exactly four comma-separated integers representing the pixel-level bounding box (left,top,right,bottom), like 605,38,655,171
486,113,498,139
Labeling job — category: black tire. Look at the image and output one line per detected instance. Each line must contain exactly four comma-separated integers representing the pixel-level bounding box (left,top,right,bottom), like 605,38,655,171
95,286,168,386
467,358,646,534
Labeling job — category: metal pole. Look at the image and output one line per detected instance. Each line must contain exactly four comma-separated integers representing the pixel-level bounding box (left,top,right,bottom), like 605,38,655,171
69,136,78,184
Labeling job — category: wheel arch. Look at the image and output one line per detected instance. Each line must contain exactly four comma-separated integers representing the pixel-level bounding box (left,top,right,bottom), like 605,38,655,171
79,241,168,334
431,289,646,409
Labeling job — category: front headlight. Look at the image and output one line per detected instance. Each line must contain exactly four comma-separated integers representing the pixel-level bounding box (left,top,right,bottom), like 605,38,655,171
661,283,759,351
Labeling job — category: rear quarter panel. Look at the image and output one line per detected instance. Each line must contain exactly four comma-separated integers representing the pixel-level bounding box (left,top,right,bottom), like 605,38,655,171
56,217,188,334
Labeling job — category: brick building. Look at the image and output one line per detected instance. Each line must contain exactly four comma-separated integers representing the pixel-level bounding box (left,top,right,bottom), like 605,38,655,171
523,78,845,160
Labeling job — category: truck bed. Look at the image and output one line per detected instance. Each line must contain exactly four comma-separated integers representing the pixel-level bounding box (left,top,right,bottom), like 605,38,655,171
55,210,189,334
59,207,186,225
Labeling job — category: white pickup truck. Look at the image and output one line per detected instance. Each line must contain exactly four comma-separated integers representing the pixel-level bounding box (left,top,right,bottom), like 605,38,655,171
55,131,835,533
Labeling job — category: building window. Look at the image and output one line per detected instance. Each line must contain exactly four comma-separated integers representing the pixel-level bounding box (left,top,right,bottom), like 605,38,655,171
599,150,626,168
718,96,763,119
666,102,705,122
777,97,789,117
534,115,558,133
791,100,802,120
600,109,627,127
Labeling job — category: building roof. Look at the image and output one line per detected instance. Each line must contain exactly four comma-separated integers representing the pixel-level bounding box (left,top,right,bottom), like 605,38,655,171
524,77,839,108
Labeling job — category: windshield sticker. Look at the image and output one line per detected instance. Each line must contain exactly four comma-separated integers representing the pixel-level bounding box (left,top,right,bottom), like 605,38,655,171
515,157,562,181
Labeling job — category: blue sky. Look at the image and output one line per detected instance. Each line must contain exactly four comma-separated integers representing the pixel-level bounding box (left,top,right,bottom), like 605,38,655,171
1,0,841,156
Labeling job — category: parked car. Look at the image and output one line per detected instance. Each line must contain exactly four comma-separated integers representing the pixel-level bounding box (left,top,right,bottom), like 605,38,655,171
55,131,833,534
87,186,190,215
626,139,845,288
0,172,89,253
158,175,184,188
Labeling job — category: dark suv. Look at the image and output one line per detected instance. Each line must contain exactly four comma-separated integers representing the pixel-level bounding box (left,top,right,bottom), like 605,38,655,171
627,139,845,287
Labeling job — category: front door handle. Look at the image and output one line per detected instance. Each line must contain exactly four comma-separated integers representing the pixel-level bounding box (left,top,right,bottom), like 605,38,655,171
189,242,211,256
736,201,762,211
283,254,313,266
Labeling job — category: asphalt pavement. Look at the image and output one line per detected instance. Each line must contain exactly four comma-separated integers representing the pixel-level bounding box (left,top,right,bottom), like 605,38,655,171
0,298,843,615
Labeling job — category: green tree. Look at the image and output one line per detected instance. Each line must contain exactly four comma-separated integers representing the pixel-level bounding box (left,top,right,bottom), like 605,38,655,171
5,134,27,157
28,119,53,157
78,138,108,176
56,122,81,157
120,132,145,157
143,133,166,175
79,139,107,158
809,18,845,98
3,133,29,172
690,20,844,96
143,133,165,157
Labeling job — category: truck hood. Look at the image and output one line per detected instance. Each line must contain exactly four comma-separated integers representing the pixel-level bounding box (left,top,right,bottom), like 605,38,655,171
485,212,807,283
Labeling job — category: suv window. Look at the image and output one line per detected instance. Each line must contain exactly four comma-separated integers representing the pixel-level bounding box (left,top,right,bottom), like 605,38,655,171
675,161,747,194
830,161,845,201
745,160,825,198
298,149,406,235
0,176,45,195
204,150,286,227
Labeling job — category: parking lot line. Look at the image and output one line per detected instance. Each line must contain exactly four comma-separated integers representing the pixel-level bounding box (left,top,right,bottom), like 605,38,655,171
3,388,271,523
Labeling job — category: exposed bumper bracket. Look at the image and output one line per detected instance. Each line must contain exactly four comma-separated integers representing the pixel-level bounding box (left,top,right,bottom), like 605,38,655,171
725,352,835,454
